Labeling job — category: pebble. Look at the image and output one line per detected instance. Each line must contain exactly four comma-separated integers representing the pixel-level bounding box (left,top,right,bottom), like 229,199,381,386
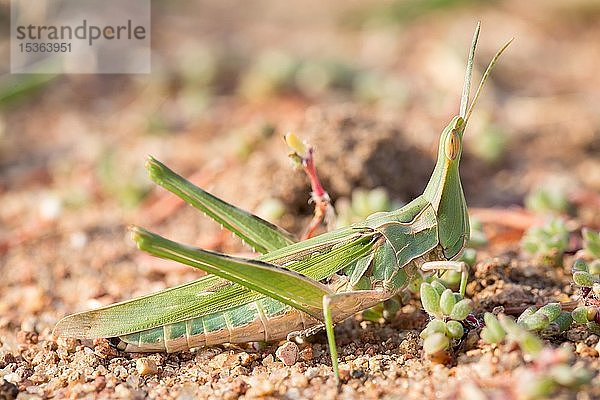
238,352,256,367
338,365,351,381
0,379,19,399
304,366,320,380
246,378,274,397
0,351,16,368
57,337,79,353
114,383,133,399
136,358,158,376
276,342,299,366
208,353,230,369
289,371,309,388
261,354,275,367
299,346,314,361
16,331,38,345
575,342,599,358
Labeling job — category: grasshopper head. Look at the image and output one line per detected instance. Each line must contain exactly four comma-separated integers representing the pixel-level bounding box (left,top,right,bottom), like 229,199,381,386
423,24,512,260
443,115,466,163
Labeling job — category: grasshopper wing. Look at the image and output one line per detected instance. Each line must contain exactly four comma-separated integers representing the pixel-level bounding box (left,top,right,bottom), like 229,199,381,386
132,226,332,318
55,226,377,339
54,275,262,338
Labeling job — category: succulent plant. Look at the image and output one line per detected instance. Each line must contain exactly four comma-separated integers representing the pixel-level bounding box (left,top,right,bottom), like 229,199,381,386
419,281,473,355
521,218,569,266
525,185,571,215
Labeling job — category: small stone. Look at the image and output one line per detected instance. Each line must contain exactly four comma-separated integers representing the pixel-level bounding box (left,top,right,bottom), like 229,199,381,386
136,358,158,376
261,354,275,367
246,378,274,397
238,352,256,367
16,331,38,345
208,353,231,369
57,337,79,353
275,341,299,366
2,372,21,384
289,372,308,388
114,383,133,399
575,342,599,358
350,369,365,379
338,365,351,381
113,365,128,379
230,377,248,395
304,366,320,380
0,351,16,368
299,346,314,361
0,379,19,399
94,376,106,391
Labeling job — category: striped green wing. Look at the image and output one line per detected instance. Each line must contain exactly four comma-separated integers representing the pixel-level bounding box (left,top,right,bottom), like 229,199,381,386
131,226,331,317
54,226,376,338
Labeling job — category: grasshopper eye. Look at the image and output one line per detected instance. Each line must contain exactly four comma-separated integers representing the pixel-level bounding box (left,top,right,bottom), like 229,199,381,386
444,130,461,160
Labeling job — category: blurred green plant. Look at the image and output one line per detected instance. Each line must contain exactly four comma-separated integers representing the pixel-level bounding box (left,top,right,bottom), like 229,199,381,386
347,0,478,28
582,228,600,259
335,187,398,228
521,218,569,266
516,304,573,336
239,50,299,100
481,313,591,399
0,74,58,106
481,312,542,355
570,258,600,335
352,72,408,108
525,185,572,215
96,150,151,208
294,58,358,97
470,124,508,165
255,197,286,222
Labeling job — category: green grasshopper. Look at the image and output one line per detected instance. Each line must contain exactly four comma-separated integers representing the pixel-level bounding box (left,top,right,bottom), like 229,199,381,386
54,24,512,382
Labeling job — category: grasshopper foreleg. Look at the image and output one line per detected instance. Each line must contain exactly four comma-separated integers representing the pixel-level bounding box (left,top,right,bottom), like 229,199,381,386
421,261,468,297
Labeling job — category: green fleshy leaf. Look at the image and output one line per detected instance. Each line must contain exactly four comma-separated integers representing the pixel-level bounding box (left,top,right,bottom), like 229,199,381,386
482,313,505,343
420,282,441,317
517,306,537,324
439,289,456,316
573,271,595,287
572,306,590,324
420,319,447,339
520,313,550,331
572,259,588,273
536,303,562,322
449,299,473,321
445,320,464,339
423,332,449,355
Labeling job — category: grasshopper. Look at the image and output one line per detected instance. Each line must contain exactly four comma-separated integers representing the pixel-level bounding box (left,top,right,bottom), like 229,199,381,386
54,24,512,382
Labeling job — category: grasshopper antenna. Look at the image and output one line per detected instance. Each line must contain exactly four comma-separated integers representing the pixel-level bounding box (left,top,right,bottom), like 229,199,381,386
459,22,481,118
464,34,514,125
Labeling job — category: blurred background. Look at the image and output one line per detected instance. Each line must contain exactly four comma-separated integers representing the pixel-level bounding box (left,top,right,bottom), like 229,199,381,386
1,0,599,341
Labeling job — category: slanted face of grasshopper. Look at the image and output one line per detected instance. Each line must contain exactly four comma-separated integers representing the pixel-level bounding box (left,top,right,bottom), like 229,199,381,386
54,24,511,381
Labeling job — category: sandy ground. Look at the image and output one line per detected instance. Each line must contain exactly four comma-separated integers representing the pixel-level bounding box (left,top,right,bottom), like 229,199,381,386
2,1,600,398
